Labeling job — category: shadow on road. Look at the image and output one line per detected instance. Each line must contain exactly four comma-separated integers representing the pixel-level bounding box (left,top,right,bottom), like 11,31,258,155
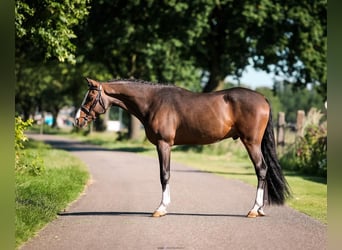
39,138,151,153
172,169,255,176
58,211,246,218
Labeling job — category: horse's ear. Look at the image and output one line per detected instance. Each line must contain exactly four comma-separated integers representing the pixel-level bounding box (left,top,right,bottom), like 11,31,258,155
85,77,94,87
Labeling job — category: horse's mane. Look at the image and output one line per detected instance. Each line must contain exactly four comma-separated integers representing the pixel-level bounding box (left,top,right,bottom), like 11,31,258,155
108,78,175,88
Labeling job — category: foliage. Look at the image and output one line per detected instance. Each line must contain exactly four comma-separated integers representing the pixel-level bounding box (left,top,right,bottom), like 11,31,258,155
15,140,89,247
74,0,208,90
15,60,113,122
15,116,44,175
280,108,327,177
15,0,92,122
273,81,324,123
15,0,327,126
192,0,326,96
75,0,326,94
15,0,90,64
16,150,45,176
15,116,32,152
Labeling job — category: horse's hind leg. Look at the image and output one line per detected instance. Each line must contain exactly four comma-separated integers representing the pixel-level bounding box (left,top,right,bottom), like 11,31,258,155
152,140,171,217
242,141,268,218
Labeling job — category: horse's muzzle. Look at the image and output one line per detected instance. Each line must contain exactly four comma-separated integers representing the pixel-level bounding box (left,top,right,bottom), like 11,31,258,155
74,118,87,128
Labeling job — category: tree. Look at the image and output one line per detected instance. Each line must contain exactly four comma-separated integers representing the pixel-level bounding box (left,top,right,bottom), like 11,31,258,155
15,0,90,64
74,0,211,138
15,0,327,132
76,0,326,136
247,0,327,100
274,81,324,123
15,0,90,122
15,62,73,124
74,0,210,89
194,0,326,99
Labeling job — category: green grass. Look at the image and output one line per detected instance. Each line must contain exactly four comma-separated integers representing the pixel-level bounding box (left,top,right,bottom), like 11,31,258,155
15,141,89,248
285,175,326,223
68,131,327,224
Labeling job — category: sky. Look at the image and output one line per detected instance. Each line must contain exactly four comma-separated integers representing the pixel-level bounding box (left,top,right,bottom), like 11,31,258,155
226,65,275,89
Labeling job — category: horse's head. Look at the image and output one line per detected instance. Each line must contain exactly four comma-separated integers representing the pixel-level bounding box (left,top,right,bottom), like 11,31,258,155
74,78,107,128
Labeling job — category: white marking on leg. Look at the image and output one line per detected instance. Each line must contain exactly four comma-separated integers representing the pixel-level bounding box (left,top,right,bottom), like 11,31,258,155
256,187,264,207
250,188,264,213
156,184,171,213
162,184,171,207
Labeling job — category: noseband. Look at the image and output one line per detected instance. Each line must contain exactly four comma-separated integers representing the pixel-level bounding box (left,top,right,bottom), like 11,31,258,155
80,84,106,121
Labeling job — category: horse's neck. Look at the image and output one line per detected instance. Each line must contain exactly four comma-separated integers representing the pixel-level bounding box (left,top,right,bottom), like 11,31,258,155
104,83,152,120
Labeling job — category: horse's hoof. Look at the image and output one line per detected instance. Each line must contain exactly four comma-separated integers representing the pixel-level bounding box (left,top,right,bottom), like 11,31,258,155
152,210,167,217
247,211,258,218
257,209,266,216
247,210,266,218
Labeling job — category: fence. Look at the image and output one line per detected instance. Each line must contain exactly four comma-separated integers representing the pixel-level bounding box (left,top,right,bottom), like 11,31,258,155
276,110,306,147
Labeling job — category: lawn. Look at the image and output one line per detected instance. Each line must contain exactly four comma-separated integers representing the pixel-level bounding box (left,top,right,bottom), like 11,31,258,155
15,140,89,248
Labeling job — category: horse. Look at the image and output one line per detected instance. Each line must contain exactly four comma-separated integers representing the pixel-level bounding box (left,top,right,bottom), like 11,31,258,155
74,78,290,218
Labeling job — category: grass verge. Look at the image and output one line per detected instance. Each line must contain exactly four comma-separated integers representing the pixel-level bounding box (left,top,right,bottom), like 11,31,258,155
15,140,89,248
67,131,327,224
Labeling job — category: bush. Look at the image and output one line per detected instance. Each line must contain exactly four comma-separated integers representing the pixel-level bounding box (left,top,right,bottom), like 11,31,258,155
15,116,45,175
15,116,33,152
280,108,327,177
295,123,327,176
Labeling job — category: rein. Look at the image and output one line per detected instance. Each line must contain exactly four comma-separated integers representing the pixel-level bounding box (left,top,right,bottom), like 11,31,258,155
80,84,106,121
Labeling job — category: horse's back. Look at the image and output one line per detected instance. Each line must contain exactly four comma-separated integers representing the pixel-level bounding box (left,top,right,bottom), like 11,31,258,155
222,87,267,104
145,86,270,145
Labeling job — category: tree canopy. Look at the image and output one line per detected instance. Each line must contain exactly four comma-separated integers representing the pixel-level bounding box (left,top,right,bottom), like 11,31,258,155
15,0,90,64
15,0,327,123
192,0,326,96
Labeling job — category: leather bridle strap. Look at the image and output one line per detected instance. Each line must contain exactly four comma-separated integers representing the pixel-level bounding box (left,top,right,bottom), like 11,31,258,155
80,84,106,120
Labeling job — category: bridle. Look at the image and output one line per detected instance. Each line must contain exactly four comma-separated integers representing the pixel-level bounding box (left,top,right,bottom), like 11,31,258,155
79,84,106,121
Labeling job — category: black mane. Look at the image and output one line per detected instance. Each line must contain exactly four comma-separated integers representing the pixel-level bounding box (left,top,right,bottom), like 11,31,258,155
108,78,174,87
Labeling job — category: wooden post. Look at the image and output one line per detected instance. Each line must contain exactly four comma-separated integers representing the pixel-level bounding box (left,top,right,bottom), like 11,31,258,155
296,110,305,137
277,112,285,147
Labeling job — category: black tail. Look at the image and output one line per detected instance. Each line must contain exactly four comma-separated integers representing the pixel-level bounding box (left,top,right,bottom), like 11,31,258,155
261,106,291,205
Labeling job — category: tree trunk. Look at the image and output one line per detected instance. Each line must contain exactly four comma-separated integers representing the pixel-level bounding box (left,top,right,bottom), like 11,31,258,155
202,72,225,93
128,115,141,141
51,108,59,128
126,54,142,140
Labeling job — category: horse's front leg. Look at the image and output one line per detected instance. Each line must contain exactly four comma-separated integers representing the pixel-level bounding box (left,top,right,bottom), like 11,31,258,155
152,140,171,217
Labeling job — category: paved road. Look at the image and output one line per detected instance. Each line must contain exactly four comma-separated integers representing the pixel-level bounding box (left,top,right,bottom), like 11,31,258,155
21,134,326,250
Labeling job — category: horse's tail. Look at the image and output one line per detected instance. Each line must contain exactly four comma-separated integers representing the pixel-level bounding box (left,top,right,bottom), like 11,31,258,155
262,103,291,205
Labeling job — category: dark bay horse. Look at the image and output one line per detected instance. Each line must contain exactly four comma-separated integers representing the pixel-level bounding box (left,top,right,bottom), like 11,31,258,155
75,78,290,218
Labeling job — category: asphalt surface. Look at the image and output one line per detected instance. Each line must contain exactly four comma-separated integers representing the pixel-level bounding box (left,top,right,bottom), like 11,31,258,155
20,134,326,250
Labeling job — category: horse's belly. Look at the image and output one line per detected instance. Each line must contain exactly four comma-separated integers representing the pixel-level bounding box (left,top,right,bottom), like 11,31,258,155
173,125,234,145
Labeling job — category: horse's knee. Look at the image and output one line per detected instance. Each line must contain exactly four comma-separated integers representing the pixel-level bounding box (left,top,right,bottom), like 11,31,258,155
257,167,267,180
